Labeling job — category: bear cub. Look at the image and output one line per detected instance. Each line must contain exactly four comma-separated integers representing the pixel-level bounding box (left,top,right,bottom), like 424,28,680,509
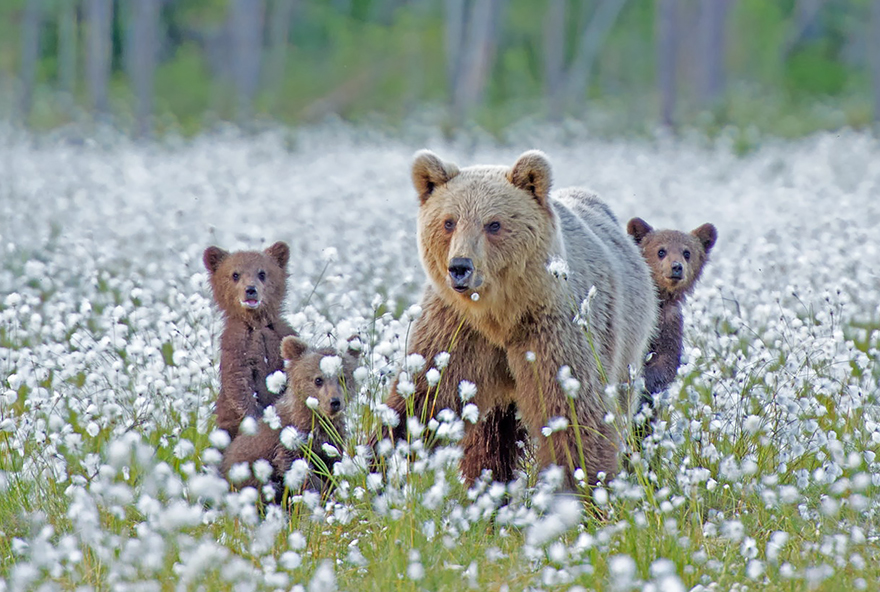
203,241,296,440
627,218,717,406
221,335,359,499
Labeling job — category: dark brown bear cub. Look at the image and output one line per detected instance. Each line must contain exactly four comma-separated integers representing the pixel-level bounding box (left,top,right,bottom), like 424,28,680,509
627,218,717,407
221,336,359,499
203,241,296,440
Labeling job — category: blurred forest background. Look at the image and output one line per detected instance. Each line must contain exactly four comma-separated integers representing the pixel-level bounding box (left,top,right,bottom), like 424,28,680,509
2,0,880,139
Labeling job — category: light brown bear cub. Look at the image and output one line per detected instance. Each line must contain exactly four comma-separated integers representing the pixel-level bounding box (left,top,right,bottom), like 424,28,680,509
203,242,296,440
383,150,657,489
221,335,359,498
626,218,717,405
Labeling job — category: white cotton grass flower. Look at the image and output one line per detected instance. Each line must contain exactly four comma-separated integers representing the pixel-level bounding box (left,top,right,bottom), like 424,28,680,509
470,292,480,301
541,416,569,437
321,443,340,458
284,459,309,490
434,352,450,370
262,405,282,430
266,371,286,395
557,365,581,398
458,380,477,402
462,403,479,423
405,353,426,374
240,416,258,436
309,560,336,592
525,351,536,362
320,247,338,263
280,426,303,450
426,368,441,387
305,397,320,411
253,459,273,483
526,495,582,546
228,462,251,485
607,555,637,591
320,355,343,377
396,377,415,398
546,256,569,279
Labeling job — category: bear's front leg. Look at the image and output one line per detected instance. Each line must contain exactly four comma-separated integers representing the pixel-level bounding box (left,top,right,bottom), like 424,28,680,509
506,316,621,489
460,402,528,485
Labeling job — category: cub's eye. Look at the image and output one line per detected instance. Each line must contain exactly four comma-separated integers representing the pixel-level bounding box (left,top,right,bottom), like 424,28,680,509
486,221,502,234
657,249,666,259
258,270,267,282
232,272,240,282
314,377,324,387
683,250,691,261
444,219,455,232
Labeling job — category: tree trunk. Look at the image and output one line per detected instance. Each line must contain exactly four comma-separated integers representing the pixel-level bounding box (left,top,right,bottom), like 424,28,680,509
230,0,266,123
871,0,880,123
128,0,159,138
19,0,42,121
444,0,466,102
265,0,297,102
563,0,627,111
450,0,505,125
58,0,78,98
698,0,730,107
86,0,113,118
656,0,678,129
542,0,566,119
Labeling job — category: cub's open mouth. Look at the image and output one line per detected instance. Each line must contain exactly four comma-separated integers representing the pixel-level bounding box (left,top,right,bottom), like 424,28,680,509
241,299,261,309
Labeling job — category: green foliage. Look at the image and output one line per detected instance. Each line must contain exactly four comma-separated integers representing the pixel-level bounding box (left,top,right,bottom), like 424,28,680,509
0,0,875,136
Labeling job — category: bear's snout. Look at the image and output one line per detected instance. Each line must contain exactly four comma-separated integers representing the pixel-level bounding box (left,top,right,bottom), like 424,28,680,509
670,262,684,279
448,258,474,291
329,396,342,413
245,285,258,299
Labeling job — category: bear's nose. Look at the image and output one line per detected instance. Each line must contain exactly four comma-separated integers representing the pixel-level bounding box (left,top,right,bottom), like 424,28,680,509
245,285,258,299
448,258,474,289
670,262,683,279
329,397,342,413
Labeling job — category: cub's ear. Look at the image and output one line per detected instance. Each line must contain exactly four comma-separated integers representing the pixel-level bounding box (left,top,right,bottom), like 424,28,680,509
691,223,717,254
264,241,290,270
281,336,309,362
203,246,228,274
345,336,363,361
412,150,460,203
509,150,552,207
626,218,653,245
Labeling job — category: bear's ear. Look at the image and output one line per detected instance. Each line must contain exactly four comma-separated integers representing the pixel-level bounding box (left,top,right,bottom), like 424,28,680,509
691,223,717,254
281,336,309,362
203,246,228,274
509,150,552,207
626,218,653,245
412,150,460,203
264,241,290,270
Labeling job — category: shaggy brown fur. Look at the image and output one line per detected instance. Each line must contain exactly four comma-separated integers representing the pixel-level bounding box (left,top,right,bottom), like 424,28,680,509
220,336,359,499
203,242,296,440
383,150,657,490
627,218,717,402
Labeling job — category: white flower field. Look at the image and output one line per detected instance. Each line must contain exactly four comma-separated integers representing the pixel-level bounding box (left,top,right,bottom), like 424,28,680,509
1,123,879,590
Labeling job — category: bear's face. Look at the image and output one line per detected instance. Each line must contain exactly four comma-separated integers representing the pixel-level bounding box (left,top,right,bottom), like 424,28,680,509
627,218,717,300
412,150,555,310
203,242,289,320
278,336,359,422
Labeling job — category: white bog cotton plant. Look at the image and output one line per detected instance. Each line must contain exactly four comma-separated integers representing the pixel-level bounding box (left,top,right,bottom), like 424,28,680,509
1,124,880,590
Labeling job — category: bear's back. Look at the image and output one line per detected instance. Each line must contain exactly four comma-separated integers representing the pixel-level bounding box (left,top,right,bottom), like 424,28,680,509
551,188,657,392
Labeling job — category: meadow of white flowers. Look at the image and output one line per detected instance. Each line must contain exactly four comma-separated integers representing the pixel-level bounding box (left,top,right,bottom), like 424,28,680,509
0,122,878,591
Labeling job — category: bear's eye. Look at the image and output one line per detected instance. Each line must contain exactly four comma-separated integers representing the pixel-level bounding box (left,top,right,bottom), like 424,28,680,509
486,221,502,234
258,270,267,282
444,219,455,232
232,272,240,282
314,377,324,387
657,249,666,259
683,250,691,261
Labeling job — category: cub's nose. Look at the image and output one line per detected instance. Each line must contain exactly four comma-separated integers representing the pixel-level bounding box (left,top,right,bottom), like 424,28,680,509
245,285,258,299
329,397,342,413
670,262,683,279
448,258,474,290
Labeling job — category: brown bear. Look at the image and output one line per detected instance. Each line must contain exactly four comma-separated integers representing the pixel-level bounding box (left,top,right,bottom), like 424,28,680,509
220,335,359,498
381,150,657,489
203,242,296,440
626,218,717,404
